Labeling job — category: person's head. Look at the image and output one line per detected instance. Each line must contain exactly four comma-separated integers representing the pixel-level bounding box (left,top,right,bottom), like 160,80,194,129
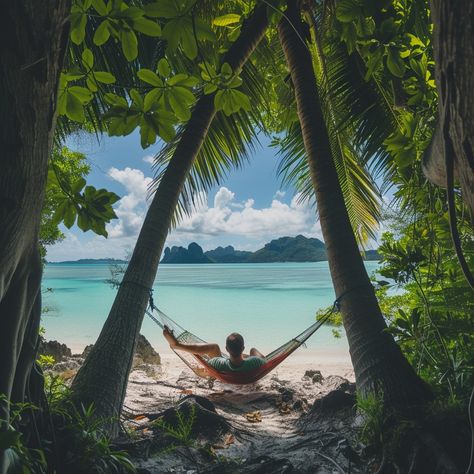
226,333,245,357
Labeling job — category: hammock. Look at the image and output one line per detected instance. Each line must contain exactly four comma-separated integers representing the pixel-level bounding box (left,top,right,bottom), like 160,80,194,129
145,304,334,385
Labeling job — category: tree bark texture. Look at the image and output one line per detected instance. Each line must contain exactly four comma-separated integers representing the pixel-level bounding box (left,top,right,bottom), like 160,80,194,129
70,5,269,432
278,0,431,408
423,0,474,222
0,1,70,472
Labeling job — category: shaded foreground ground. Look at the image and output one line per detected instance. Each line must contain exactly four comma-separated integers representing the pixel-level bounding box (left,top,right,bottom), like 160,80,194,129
119,354,361,473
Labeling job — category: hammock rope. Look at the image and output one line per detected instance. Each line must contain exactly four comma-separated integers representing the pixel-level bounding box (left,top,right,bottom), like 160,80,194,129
139,281,372,385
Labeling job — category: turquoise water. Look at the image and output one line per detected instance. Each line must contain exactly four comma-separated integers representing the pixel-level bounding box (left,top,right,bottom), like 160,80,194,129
42,262,379,354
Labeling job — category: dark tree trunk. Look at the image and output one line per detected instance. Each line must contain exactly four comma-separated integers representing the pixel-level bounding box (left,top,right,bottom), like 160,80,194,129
423,0,474,222
278,0,431,409
0,1,70,471
70,5,269,432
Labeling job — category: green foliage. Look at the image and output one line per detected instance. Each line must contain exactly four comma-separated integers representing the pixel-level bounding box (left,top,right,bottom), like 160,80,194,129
36,354,55,369
47,148,120,237
377,174,474,400
332,0,436,180
0,395,47,474
356,391,387,447
54,403,137,473
152,404,197,447
61,0,253,149
41,147,92,258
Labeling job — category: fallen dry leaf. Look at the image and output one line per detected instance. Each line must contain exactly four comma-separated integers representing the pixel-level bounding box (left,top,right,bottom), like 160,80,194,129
133,415,146,421
224,433,235,445
245,411,262,423
180,389,193,395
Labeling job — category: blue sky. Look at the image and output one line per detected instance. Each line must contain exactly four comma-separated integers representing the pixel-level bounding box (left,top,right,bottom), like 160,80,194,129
46,131,326,261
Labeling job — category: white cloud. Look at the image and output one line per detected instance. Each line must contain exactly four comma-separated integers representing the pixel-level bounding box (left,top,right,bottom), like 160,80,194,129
274,190,286,199
107,167,152,238
214,187,234,209
142,155,154,165
173,186,322,240
46,169,323,261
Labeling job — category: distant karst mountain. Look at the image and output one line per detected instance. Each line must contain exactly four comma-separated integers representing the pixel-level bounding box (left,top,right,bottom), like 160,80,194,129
205,245,253,263
161,242,213,264
160,235,379,264
247,235,326,263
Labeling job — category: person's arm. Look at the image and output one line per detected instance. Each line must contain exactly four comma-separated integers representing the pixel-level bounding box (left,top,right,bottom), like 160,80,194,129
249,347,265,359
163,326,221,358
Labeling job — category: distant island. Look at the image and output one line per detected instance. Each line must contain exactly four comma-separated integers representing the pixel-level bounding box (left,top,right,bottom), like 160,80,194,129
49,236,380,264
49,258,128,265
161,235,380,264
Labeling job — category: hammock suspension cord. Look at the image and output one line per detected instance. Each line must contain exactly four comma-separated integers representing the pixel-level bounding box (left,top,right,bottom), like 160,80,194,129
120,279,372,384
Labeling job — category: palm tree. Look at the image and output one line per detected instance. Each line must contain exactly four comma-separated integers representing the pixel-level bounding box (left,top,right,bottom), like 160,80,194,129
277,0,431,407
70,3,269,429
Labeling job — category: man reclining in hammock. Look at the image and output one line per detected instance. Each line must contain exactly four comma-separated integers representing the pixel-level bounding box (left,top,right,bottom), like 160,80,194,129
163,326,266,372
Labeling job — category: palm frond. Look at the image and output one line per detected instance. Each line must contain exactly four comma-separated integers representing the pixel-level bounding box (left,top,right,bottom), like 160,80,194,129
150,56,271,225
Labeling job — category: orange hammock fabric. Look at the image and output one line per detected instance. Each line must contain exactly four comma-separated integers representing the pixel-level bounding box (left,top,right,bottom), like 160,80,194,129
146,306,332,385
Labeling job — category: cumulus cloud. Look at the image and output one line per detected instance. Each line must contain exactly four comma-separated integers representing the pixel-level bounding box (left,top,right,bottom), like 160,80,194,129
47,171,323,261
174,186,322,240
107,167,152,238
142,155,155,165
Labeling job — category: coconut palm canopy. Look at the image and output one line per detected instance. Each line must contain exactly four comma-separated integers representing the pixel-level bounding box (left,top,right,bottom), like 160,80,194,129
1,0,473,472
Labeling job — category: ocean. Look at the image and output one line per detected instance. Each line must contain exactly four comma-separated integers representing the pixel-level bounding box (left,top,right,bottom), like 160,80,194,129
41,261,379,356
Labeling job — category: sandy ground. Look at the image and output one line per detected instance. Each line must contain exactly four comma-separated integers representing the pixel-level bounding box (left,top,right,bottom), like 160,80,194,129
122,350,359,473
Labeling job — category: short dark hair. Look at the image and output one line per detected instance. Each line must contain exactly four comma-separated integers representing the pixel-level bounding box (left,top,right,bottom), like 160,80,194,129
226,333,244,356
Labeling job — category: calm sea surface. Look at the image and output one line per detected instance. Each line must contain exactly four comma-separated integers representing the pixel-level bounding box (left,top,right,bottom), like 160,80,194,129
42,262,379,354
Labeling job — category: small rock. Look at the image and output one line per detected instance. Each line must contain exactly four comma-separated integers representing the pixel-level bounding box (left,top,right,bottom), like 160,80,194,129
278,388,294,403
135,334,161,366
52,359,81,372
80,334,161,368
303,369,324,384
38,339,72,363
322,375,350,392
81,344,94,358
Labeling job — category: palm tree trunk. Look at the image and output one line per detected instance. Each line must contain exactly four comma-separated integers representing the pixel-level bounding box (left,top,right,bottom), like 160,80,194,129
70,5,268,430
278,0,431,408
0,1,70,471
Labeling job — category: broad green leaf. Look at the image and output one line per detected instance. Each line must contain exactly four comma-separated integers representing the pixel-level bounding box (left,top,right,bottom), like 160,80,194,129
70,12,87,45
121,29,138,61
65,92,86,122
68,86,93,104
92,0,108,15
138,68,163,86
132,17,161,36
86,77,98,92
139,121,156,148
63,203,77,228
157,58,171,77
203,83,217,94
93,20,111,46
386,48,406,77
71,177,86,194
104,93,128,108
82,48,94,69
168,87,193,120
220,62,232,77
144,88,162,112
129,89,144,109
212,14,241,27
143,0,178,18
194,18,216,41
94,71,116,84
